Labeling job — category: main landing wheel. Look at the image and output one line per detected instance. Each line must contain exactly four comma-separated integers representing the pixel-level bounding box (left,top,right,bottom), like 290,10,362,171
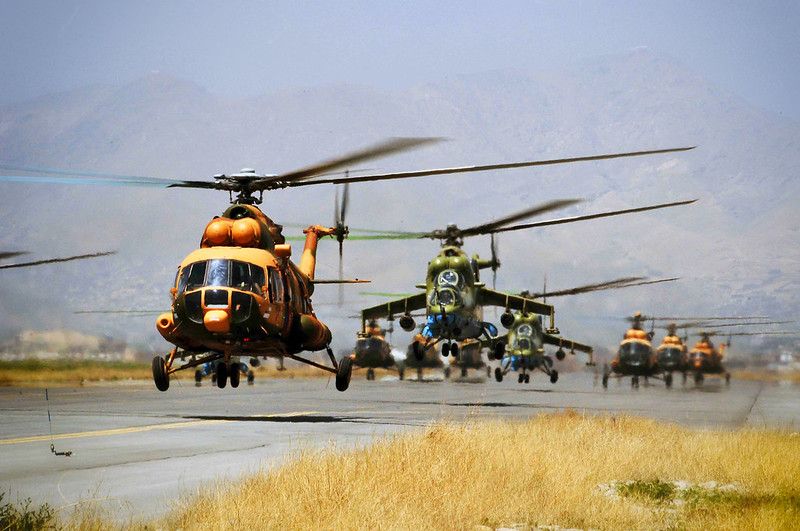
216,363,228,389
632,375,640,389
336,356,353,392
602,364,610,389
518,373,524,384
524,374,530,384
247,370,255,385
444,366,451,379
665,373,673,388
495,367,503,382
441,342,451,357
398,367,405,381
152,356,169,392
493,342,505,360
460,367,468,378
549,370,558,384
229,364,241,388
451,343,460,359
694,372,704,386
194,369,202,387
366,368,375,381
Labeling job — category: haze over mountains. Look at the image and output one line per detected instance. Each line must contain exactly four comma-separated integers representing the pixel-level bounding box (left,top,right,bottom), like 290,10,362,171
0,48,797,355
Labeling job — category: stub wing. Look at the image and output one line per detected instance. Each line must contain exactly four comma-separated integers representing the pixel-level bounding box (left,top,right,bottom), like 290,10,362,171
542,333,593,354
478,288,553,316
361,292,427,321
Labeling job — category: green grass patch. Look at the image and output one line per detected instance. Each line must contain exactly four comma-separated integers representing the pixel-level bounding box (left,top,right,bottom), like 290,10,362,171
617,479,677,504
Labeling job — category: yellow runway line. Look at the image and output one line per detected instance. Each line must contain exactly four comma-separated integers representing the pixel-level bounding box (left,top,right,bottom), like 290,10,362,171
0,411,319,445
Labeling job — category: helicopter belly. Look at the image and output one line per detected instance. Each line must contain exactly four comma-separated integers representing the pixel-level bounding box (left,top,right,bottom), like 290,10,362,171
422,313,483,341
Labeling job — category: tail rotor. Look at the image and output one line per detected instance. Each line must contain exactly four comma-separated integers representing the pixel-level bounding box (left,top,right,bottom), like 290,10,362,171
334,182,350,305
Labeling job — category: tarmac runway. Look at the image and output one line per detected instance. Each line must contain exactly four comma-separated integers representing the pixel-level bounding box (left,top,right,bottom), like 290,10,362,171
0,371,798,522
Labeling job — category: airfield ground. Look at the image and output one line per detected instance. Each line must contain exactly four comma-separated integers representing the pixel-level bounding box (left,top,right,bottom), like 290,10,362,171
0,372,798,528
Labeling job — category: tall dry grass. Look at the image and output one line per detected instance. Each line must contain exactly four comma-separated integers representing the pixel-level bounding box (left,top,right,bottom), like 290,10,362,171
140,412,800,530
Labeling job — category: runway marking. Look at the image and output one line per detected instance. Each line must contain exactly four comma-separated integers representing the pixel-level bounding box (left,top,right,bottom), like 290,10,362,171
0,411,318,445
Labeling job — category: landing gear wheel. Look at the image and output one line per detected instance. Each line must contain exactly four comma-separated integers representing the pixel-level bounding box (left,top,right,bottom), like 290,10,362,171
398,368,405,381
632,375,639,388
518,373,524,384
549,370,558,384
495,367,503,382
451,343,460,359
725,373,731,386
216,363,228,389
229,364,240,388
194,369,202,387
441,342,451,357
524,374,530,384
417,367,423,381
247,370,255,385
366,368,375,381
444,367,451,379
493,342,505,360
602,373,609,389
460,367,468,378
152,356,169,392
336,356,353,392
665,373,673,388
412,342,424,361
694,372,704,385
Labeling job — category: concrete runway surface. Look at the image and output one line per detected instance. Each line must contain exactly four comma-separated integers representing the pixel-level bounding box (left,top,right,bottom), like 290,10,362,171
0,372,798,521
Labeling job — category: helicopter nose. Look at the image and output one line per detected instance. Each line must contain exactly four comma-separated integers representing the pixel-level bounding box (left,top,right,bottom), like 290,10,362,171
204,309,230,333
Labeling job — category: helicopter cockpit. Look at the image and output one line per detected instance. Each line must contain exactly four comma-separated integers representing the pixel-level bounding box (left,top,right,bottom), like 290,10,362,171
428,268,466,310
619,342,650,365
177,259,267,296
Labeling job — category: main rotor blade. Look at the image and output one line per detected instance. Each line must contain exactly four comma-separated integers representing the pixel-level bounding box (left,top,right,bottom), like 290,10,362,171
0,174,187,188
531,276,646,298
460,199,581,237
0,251,29,261
649,315,770,321
489,199,697,235
252,137,442,189
702,331,797,337
0,251,116,270
286,146,696,188
74,310,164,315
0,162,180,184
686,320,795,329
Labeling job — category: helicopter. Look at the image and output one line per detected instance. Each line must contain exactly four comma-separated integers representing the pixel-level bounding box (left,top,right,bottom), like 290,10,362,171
686,328,795,386
493,277,676,384
2,138,694,392
602,314,774,389
359,192,695,370
347,317,406,381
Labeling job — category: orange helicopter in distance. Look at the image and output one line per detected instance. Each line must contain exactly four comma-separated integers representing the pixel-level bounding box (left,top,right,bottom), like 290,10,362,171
2,138,695,392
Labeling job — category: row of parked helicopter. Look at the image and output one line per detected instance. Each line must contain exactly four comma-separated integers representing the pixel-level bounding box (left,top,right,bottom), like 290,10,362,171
1,137,792,392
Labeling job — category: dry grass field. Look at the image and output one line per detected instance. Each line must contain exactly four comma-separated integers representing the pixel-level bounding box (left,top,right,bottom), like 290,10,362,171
57,411,794,530
733,369,800,384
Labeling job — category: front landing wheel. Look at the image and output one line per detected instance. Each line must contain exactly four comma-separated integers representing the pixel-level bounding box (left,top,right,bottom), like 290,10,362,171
336,356,353,392
152,356,169,392
494,367,503,382
549,370,558,384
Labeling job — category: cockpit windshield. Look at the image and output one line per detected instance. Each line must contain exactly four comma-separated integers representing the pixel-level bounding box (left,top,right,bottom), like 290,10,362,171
437,269,462,288
517,324,533,337
178,259,266,295
619,342,650,361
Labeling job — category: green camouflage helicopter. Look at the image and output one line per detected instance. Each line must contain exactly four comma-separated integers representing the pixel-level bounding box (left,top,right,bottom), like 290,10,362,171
359,196,696,361
493,277,677,384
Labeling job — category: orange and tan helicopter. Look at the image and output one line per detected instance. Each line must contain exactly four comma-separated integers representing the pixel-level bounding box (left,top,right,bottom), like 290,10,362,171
2,138,695,392
603,314,777,388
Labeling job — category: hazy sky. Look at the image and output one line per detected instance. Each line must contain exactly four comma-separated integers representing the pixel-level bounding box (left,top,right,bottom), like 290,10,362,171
1,1,799,119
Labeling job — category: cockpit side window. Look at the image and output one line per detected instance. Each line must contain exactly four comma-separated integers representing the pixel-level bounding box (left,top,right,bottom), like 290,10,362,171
251,265,266,296
182,261,207,292
268,268,284,304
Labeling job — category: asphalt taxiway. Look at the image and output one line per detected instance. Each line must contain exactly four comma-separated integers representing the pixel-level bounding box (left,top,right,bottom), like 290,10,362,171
0,372,797,521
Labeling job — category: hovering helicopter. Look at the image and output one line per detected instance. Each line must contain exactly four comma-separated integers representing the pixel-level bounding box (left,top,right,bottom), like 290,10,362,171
0,250,115,270
494,277,676,384
3,138,694,392
686,328,795,386
347,317,405,381
359,194,696,363
655,323,689,385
